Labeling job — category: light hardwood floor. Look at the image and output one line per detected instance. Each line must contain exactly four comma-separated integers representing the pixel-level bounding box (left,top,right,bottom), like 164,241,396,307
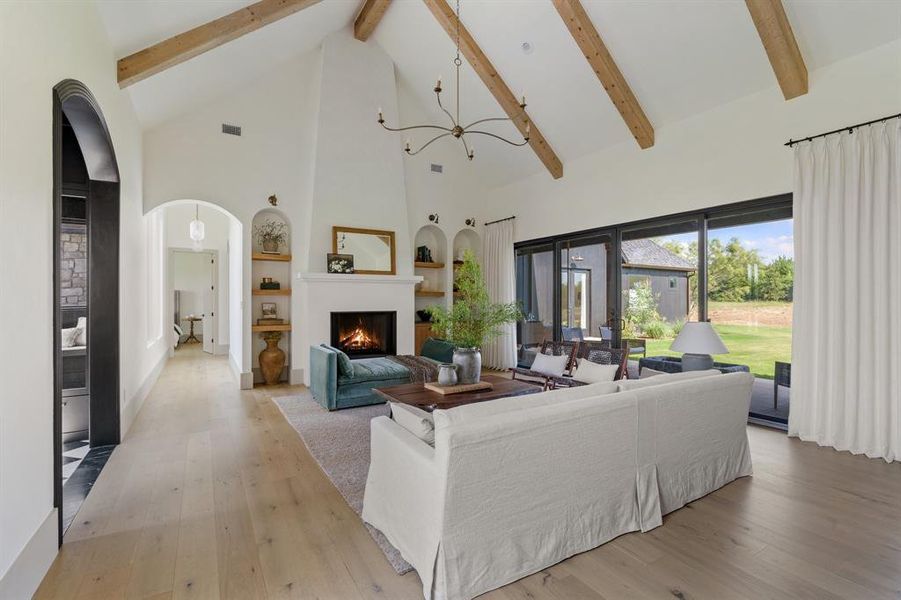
37,347,901,599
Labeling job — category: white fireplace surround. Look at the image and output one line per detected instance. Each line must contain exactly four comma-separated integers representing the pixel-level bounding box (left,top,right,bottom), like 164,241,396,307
296,272,422,386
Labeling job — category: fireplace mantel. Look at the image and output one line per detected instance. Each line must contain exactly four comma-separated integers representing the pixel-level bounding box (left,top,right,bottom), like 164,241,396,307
296,272,422,285
297,271,420,386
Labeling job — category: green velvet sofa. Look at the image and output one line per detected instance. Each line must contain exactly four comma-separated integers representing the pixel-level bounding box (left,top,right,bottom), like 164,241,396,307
309,338,455,410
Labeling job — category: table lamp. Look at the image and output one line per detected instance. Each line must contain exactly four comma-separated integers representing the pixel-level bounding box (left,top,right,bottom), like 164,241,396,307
670,321,728,371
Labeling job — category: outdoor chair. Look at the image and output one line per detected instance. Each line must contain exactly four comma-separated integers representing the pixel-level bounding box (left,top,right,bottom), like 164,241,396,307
510,340,580,390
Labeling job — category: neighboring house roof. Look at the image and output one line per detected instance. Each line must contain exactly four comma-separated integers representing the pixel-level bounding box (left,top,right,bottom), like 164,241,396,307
621,239,696,272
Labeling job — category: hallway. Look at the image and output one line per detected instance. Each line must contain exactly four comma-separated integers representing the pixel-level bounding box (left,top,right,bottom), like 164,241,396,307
36,347,901,599
35,346,422,599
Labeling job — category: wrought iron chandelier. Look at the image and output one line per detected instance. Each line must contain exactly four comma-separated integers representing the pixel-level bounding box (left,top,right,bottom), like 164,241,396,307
377,0,530,161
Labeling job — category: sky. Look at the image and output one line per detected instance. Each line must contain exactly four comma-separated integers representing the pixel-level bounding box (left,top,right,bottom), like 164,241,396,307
660,218,794,264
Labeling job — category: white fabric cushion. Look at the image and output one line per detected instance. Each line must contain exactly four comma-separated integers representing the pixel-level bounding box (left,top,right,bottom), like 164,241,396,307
61,327,79,348
390,402,435,446
640,367,667,379
530,353,568,377
433,381,619,430
619,369,721,391
74,316,87,346
572,360,618,383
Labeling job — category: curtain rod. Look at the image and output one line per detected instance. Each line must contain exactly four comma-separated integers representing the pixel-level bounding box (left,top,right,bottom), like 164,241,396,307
785,112,900,147
484,215,516,226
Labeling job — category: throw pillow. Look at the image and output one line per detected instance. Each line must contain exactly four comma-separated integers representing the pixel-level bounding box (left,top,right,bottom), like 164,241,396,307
640,367,666,379
530,352,568,377
61,327,79,348
420,337,455,363
572,360,619,383
321,344,353,378
390,402,435,445
74,316,87,347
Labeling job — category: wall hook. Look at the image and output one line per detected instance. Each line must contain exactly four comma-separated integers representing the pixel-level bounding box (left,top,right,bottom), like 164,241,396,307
268,194,278,206
465,218,476,228
429,213,440,224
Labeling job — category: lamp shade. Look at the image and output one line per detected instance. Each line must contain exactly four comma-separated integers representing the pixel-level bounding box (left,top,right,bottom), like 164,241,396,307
189,218,205,242
670,321,728,355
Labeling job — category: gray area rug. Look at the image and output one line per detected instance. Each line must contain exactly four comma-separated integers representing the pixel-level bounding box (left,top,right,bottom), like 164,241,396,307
273,393,413,575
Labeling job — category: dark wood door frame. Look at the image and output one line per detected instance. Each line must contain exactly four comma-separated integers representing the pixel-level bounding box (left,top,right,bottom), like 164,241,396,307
53,79,120,545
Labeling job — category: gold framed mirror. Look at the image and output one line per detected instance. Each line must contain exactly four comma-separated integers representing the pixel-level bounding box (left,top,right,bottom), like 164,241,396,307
332,226,396,275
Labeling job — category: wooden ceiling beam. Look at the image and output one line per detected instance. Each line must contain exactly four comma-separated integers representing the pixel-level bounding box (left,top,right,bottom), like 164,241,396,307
422,0,563,179
552,0,654,149
117,0,322,88
354,0,392,41
745,0,808,100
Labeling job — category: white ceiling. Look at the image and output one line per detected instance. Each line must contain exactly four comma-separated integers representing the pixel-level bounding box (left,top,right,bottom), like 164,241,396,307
96,0,901,185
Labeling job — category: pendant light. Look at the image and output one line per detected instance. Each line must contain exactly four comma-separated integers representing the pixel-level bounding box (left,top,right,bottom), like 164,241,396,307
189,204,205,251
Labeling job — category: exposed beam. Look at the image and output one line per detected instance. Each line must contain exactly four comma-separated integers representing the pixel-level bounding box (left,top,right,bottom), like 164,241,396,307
552,0,654,149
354,0,392,41
422,0,563,179
745,0,808,100
118,0,322,88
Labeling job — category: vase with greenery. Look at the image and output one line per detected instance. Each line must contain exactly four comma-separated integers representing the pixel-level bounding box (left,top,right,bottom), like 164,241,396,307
254,219,288,253
427,249,521,384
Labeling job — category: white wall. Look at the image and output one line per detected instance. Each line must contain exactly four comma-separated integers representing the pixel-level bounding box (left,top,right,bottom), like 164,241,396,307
228,217,244,380
0,2,168,594
482,40,901,243
164,203,232,347
143,28,492,381
144,49,321,377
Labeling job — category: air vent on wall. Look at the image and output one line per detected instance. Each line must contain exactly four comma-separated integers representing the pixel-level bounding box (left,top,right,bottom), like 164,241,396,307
222,123,242,136
430,163,443,174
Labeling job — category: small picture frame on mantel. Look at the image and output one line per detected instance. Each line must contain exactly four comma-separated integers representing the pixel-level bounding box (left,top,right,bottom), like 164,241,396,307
327,253,355,274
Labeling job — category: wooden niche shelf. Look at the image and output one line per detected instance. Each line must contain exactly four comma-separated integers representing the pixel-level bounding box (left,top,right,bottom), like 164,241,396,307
414,261,445,269
252,252,292,262
252,288,291,296
252,323,292,333
415,290,445,298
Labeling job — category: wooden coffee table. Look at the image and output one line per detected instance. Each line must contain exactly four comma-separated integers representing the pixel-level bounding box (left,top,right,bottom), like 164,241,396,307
372,374,541,412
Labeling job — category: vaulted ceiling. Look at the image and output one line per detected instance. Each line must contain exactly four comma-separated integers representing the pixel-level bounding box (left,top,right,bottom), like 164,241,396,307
97,0,901,187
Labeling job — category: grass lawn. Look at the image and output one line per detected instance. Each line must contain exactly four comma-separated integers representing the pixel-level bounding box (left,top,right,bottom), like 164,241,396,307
644,323,792,379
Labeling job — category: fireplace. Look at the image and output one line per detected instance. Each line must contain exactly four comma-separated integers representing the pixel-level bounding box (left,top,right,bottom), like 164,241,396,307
330,311,397,358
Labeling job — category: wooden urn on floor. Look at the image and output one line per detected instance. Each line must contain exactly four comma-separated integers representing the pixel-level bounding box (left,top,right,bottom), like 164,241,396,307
259,331,286,385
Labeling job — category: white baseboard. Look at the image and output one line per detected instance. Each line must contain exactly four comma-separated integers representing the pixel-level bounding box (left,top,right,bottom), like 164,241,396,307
230,353,253,390
0,508,58,599
122,349,168,438
214,343,229,356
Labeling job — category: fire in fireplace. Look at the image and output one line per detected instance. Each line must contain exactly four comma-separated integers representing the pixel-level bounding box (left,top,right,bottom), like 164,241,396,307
330,311,397,357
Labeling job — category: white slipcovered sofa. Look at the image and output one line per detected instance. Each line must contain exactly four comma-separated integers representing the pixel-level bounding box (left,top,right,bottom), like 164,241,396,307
362,370,754,600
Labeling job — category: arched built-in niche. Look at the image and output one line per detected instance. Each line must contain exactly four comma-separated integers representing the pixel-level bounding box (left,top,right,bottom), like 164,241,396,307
453,228,481,263
251,208,292,384
413,224,450,307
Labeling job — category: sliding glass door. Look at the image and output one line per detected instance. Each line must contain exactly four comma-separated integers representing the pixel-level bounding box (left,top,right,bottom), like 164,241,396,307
558,234,616,343
513,194,793,428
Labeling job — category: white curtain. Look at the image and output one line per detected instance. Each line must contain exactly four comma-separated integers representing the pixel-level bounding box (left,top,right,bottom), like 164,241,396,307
790,118,901,462
482,219,517,369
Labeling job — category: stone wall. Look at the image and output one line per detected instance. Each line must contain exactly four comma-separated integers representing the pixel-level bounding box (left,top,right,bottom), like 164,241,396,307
60,224,86,306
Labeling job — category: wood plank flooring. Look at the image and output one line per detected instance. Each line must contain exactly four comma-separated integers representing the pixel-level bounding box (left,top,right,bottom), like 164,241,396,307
36,347,901,599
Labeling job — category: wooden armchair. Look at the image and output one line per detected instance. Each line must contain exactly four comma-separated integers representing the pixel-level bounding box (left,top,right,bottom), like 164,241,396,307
510,340,580,390
553,342,630,388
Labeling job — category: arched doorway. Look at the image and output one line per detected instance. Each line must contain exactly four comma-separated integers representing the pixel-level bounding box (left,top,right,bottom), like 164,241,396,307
52,80,120,540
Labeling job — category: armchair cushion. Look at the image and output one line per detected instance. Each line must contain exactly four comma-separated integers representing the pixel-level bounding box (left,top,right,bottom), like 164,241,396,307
572,360,619,383
530,353,568,377
390,402,435,445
